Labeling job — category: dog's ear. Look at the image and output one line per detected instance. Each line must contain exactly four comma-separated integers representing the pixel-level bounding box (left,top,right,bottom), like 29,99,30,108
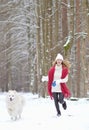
13,90,17,93
8,90,12,93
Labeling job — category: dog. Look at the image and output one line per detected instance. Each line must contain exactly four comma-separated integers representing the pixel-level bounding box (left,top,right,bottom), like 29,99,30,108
6,90,25,120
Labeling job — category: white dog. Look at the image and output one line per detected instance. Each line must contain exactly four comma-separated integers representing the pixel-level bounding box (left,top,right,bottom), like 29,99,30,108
6,90,25,120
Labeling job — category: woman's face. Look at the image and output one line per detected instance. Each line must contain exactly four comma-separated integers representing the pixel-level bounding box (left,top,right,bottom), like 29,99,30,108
56,59,62,66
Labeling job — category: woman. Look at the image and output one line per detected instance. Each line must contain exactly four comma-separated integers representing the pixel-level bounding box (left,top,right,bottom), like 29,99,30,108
47,53,71,116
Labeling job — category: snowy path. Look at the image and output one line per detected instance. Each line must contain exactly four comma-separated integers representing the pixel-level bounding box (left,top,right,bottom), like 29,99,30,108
0,93,89,130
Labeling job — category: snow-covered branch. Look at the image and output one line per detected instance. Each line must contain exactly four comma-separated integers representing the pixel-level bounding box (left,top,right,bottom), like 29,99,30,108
41,76,48,82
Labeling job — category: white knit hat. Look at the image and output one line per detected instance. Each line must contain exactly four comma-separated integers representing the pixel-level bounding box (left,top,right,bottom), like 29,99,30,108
55,53,63,61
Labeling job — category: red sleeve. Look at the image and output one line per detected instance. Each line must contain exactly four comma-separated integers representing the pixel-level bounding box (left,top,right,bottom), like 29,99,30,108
61,84,71,98
61,66,71,98
47,66,55,97
61,66,68,78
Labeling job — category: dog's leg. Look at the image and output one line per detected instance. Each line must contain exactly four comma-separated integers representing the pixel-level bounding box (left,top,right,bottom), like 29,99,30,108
11,116,17,121
18,114,21,119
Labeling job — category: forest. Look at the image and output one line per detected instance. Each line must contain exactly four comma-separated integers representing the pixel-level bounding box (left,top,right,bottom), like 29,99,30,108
0,0,89,98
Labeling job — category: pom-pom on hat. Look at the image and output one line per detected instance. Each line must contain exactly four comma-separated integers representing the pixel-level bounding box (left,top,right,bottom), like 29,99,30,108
55,53,63,61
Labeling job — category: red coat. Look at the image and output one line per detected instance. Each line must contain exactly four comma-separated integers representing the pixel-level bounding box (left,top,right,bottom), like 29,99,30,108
47,65,71,98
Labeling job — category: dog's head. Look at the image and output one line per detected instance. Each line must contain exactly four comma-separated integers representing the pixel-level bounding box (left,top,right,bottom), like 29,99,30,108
7,90,17,101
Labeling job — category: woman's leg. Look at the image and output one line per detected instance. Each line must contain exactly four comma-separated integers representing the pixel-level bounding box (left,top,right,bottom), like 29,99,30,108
52,92,61,116
58,93,64,104
59,93,67,110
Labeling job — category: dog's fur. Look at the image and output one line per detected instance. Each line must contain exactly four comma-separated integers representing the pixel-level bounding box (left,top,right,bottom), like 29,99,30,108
6,90,25,120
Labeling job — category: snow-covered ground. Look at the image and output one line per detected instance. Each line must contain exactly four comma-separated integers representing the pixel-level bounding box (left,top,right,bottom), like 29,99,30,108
0,92,89,130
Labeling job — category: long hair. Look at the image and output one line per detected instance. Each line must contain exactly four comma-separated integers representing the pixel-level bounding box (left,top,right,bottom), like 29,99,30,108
52,59,71,69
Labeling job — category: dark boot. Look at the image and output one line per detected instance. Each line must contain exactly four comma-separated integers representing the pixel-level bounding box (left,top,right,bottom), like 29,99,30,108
57,111,61,117
62,101,67,110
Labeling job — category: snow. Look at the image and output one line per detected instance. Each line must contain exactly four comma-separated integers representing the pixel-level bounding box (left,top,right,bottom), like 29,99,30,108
0,92,89,130
63,36,71,47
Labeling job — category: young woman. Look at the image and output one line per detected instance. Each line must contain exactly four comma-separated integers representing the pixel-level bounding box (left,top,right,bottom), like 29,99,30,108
47,53,71,116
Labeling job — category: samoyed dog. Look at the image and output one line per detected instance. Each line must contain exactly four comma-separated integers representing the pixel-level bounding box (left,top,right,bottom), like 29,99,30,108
6,90,25,120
